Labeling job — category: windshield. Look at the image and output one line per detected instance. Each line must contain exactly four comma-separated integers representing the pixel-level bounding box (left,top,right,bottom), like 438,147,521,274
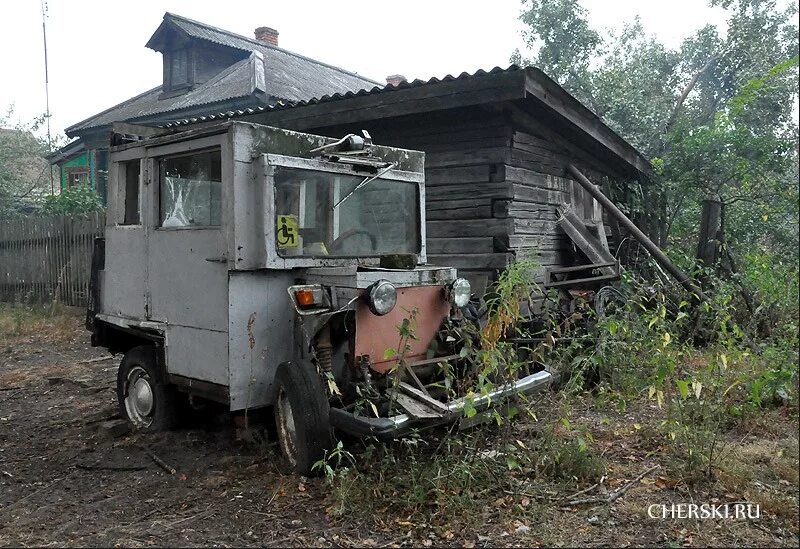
274,166,420,258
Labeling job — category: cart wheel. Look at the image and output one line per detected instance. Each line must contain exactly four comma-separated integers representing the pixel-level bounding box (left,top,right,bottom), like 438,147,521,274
274,360,333,475
116,345,177,431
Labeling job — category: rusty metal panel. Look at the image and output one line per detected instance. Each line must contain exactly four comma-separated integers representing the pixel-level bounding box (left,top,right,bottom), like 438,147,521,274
227,270,295,411
354,285,450,374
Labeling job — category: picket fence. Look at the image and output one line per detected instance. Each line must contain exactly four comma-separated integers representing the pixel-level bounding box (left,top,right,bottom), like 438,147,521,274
0,213,105,307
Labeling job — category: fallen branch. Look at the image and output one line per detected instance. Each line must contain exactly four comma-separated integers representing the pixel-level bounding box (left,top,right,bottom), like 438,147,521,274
564,465,659,506
148,452,176,475
560,481,600,501
77,356,114,365
76,463,148,472
165,507,213,529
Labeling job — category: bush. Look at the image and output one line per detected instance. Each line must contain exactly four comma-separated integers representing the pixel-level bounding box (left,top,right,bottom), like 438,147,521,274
40,184,104,216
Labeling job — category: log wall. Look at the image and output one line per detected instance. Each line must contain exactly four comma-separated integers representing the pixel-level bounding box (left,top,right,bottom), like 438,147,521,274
307,102,627,294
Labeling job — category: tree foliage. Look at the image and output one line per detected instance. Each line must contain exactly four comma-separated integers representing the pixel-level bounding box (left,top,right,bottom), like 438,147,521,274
39,184,104,216
0,107,56,217
512,0,799,263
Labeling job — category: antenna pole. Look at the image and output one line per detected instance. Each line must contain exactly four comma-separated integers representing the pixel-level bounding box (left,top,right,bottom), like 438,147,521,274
41,0,54,194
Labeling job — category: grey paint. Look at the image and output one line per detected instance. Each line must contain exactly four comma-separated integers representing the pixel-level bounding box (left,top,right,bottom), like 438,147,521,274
100,121,429,411
165,324,229,385
227,270,295,410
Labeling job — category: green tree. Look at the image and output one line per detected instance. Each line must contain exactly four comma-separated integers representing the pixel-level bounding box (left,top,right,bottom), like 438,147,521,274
512,0,799,262
0,107,61,217
40,184,104,216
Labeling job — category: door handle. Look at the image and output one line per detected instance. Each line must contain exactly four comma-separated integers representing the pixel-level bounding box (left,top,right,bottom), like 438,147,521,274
205,256,227,263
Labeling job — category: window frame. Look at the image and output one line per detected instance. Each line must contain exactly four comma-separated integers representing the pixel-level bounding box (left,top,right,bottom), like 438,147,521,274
156,147,223,230
263,153,427,269
65,167,90,188
162,47,194,93
119,159,141,226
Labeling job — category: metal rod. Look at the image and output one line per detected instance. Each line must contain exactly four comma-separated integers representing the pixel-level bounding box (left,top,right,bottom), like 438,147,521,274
41,0,54,194
566,164,708,302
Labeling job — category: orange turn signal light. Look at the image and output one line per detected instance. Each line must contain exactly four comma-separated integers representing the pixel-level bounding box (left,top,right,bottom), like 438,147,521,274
295,289,316,307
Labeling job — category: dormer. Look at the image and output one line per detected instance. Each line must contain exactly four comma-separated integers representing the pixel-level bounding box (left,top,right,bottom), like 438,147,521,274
146,13,249,98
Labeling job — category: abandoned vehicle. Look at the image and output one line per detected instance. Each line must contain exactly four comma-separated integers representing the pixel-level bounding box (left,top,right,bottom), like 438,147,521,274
87,122,552,473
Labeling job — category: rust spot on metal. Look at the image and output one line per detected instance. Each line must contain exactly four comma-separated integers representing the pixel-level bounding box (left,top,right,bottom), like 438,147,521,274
247,312,256,350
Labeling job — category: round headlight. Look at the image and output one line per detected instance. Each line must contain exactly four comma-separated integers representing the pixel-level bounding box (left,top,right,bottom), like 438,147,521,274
450,278,471,308
367,280,397,316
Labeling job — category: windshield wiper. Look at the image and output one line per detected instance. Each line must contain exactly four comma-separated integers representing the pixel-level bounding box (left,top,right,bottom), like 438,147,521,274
332,163,396,210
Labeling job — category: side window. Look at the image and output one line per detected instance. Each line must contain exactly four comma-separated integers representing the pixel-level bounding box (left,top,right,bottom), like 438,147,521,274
122,160,140,225
159,150,222,228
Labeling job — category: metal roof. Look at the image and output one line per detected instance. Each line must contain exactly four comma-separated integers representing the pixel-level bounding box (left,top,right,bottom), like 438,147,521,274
161,66,521,127
159,64,652,178
65,12,379,136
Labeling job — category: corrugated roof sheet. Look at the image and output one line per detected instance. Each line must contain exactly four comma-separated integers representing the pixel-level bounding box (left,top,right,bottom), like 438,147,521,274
162,66,521,127
66,13,380,135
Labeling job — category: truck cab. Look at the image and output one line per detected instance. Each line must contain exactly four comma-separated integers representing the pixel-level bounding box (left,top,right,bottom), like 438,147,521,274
88,121,550,473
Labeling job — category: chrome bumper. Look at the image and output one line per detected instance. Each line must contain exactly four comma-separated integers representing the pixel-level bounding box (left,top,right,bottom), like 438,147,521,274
329,369,552,438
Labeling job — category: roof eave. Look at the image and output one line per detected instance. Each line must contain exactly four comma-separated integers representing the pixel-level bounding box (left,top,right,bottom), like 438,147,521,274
522,67,653,178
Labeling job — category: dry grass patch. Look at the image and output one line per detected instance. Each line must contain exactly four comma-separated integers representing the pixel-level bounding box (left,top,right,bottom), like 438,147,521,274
0,302,83,346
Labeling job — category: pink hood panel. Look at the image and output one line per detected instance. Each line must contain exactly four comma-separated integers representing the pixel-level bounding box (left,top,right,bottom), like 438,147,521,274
354,285,450,373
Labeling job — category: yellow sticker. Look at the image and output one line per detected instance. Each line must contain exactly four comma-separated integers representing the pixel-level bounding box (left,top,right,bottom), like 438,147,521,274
276,215,299,248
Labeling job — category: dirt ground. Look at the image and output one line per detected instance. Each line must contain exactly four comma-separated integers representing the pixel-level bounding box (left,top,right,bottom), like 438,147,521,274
1,308,798,547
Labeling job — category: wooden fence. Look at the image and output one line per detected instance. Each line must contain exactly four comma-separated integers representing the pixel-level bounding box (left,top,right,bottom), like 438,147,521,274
0,213,105,307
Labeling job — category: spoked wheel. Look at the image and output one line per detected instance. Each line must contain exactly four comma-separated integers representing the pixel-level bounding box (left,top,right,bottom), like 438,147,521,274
273,360,334,475
116,345,178,431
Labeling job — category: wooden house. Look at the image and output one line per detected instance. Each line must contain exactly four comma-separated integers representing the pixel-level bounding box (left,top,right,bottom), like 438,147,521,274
169,67,652,294
51,13,653,294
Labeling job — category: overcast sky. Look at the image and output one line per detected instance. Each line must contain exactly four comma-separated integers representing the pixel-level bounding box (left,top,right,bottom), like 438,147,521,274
1,0,733,140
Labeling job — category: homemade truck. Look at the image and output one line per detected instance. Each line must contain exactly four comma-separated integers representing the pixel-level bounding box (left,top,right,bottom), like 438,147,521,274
87,121,551,473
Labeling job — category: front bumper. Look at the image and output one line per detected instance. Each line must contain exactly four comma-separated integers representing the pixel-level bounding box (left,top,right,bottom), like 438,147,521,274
328,369,552,439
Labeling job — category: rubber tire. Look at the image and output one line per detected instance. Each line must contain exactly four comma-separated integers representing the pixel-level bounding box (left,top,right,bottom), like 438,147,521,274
116,345,178,432
273,360,334,476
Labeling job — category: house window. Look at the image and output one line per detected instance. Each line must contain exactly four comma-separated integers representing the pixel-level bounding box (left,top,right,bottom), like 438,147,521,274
164,48,192,91
67,168,89,187
159,150,221,228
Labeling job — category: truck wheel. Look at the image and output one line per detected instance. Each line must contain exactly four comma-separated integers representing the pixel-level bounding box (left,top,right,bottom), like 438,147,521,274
274,360,333,475
116,345,177,431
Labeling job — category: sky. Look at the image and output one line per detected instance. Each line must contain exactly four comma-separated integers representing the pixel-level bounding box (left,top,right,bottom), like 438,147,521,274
0,0,733,141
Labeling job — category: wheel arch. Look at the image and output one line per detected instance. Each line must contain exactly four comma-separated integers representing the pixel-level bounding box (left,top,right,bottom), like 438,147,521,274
94,320,168,383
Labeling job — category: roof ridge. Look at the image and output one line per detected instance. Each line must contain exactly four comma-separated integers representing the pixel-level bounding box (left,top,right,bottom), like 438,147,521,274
163,12,381,86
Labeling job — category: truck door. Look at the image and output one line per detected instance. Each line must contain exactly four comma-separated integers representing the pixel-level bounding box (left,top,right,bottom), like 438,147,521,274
146,143,230,386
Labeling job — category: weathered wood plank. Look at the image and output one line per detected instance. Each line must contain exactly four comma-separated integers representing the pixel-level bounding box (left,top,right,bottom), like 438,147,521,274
427,237,495,254
425,147,510,169
426,183,512,201
0,213,105,306
427,218,512,238
426,206,493,221
428,253,515,270
426,165,495,185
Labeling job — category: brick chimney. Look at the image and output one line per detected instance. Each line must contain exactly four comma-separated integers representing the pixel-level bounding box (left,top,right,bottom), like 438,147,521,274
254,27,279,46
386,74,407,87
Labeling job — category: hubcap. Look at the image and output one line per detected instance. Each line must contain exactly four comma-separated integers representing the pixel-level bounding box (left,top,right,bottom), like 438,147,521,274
124,366,155,428
276,388,298,467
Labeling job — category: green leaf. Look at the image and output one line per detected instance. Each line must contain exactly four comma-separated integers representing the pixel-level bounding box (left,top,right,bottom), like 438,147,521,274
383,347,397,360
676,379,689,400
